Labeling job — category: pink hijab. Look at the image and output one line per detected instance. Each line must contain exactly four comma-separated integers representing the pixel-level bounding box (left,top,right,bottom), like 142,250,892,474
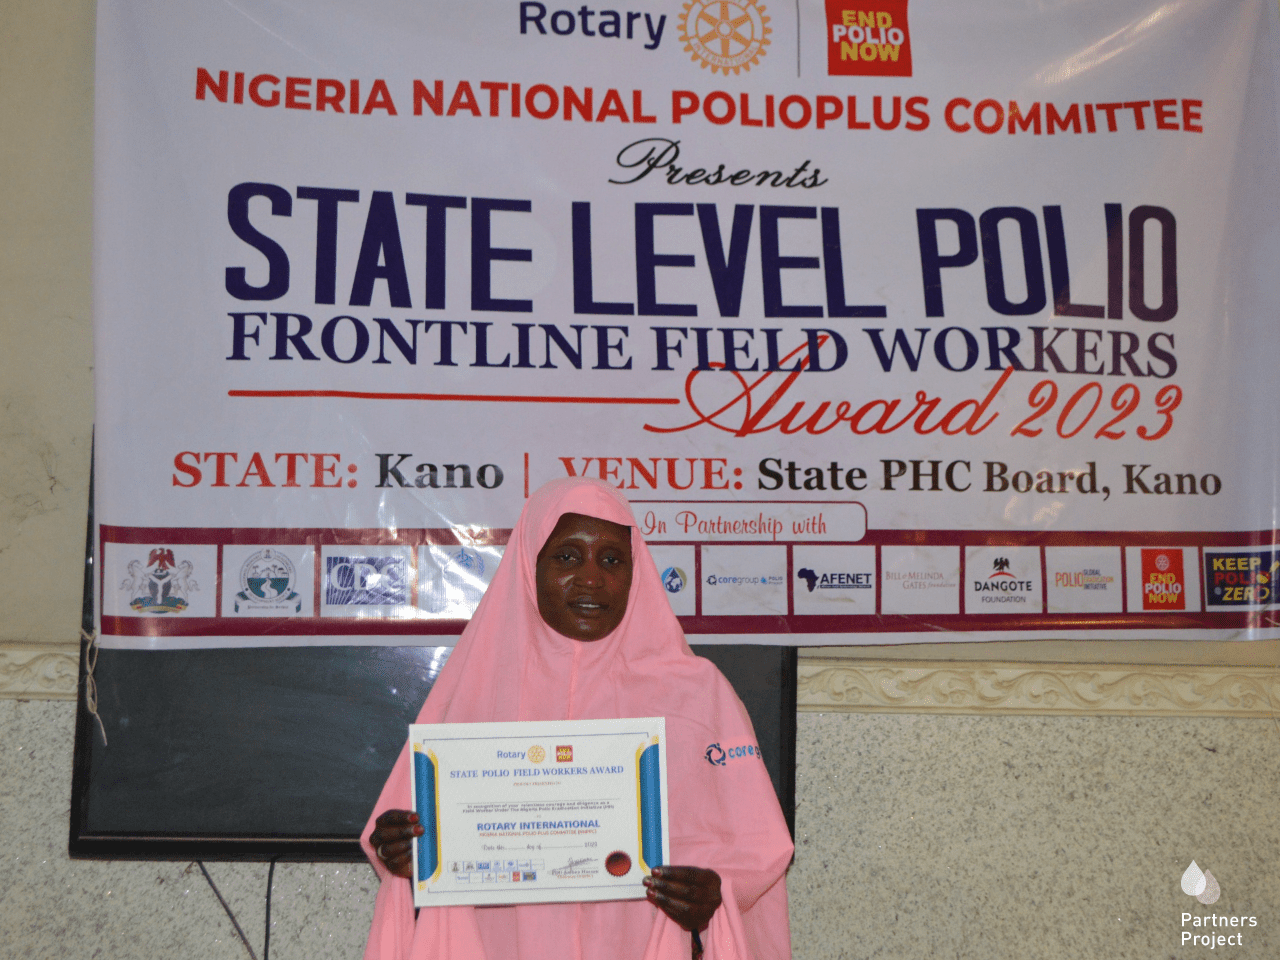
362,478,793,960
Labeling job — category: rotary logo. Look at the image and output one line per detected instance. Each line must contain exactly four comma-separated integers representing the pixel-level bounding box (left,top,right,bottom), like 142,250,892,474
235,548,302,614
679,0,771,76
121,548,199,614
528,745,546,764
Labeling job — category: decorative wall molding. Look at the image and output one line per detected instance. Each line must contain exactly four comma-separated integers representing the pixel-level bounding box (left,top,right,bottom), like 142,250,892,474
0,643,79,700
798,658,1280,717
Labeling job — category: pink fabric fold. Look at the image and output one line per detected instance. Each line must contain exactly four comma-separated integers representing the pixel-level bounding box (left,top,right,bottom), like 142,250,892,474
362,477,793,960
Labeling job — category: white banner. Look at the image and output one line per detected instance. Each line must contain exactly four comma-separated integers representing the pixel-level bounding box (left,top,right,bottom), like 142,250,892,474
94,0,1280,647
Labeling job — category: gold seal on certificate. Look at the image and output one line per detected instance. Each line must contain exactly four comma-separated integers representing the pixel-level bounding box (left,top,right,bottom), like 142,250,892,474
409,717,669,908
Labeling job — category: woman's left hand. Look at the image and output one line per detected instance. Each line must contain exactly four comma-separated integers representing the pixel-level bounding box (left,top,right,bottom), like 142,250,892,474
644,865,722,932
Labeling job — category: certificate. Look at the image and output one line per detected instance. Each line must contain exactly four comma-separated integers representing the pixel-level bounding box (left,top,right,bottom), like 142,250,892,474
410,717,669,908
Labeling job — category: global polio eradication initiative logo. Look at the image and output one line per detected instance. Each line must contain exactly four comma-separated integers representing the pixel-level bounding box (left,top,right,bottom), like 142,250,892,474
679,0,771,75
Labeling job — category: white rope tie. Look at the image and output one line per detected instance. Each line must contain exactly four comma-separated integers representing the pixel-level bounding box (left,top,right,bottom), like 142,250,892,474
81,628,108,746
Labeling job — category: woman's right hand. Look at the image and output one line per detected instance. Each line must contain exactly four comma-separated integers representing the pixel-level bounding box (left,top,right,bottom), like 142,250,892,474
368,809,423,879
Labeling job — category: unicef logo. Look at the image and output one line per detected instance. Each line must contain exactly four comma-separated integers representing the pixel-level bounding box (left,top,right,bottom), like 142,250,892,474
662,566,687,594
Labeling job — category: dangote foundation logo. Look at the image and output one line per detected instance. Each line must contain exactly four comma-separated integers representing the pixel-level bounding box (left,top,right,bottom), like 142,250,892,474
679,1,771,75
825,0,912,77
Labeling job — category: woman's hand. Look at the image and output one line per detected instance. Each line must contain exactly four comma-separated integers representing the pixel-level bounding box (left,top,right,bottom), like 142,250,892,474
368,809,423,879
644,866,722,932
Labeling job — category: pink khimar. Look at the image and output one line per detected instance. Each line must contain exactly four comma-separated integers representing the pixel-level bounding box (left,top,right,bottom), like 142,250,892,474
362,478,793,960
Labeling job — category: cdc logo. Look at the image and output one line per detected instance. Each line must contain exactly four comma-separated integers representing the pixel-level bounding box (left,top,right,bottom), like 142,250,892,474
662,566,687,594
325,556,408,605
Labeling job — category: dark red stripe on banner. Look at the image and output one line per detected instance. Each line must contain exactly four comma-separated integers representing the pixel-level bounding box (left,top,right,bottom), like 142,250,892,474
228,389,679,405
99,525,512,546
98,610,1280,638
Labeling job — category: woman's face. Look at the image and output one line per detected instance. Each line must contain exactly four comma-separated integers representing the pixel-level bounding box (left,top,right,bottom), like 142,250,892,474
535,512,633,642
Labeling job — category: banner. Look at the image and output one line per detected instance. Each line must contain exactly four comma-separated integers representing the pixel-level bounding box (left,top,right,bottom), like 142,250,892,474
94,0,1280,648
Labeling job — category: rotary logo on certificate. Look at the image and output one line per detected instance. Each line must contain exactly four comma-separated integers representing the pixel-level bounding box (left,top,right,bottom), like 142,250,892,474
410,718,669,907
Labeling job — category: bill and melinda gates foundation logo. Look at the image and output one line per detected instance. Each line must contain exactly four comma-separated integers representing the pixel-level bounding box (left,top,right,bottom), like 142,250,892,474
825,0,912,76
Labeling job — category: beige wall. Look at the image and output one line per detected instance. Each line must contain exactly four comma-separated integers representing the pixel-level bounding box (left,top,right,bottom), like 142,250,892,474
0,0,95,690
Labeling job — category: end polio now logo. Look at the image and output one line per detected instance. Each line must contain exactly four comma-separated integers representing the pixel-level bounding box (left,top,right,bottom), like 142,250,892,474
825,0,912,77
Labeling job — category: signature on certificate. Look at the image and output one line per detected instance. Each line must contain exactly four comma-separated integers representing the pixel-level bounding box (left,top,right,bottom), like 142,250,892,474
550,857,598,877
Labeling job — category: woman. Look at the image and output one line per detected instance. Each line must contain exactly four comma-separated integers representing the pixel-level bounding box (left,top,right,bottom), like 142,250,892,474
363,478,793,960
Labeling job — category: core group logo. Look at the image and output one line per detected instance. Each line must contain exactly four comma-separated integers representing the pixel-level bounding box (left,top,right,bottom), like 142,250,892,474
1141,549,1185,611
706,574,784,586
825,0,912,77
704,741,761,766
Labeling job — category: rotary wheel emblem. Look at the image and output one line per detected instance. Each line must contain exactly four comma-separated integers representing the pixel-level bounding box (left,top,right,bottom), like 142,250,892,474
679,0,771,75
528,745,546,764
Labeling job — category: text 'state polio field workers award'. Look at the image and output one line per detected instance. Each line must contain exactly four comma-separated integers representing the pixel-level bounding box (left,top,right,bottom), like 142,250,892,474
410,718,669,907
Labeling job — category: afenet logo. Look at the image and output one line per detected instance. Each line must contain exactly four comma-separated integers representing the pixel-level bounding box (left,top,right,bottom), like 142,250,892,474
519,2,667,50
796,568,873,592
825,0,912,77
325,556,409,605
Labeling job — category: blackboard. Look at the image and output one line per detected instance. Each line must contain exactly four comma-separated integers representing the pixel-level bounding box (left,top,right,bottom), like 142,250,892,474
71,500,796,863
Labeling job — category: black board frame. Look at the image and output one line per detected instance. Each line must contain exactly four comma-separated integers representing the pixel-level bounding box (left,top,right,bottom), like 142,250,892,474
70,472,797,862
